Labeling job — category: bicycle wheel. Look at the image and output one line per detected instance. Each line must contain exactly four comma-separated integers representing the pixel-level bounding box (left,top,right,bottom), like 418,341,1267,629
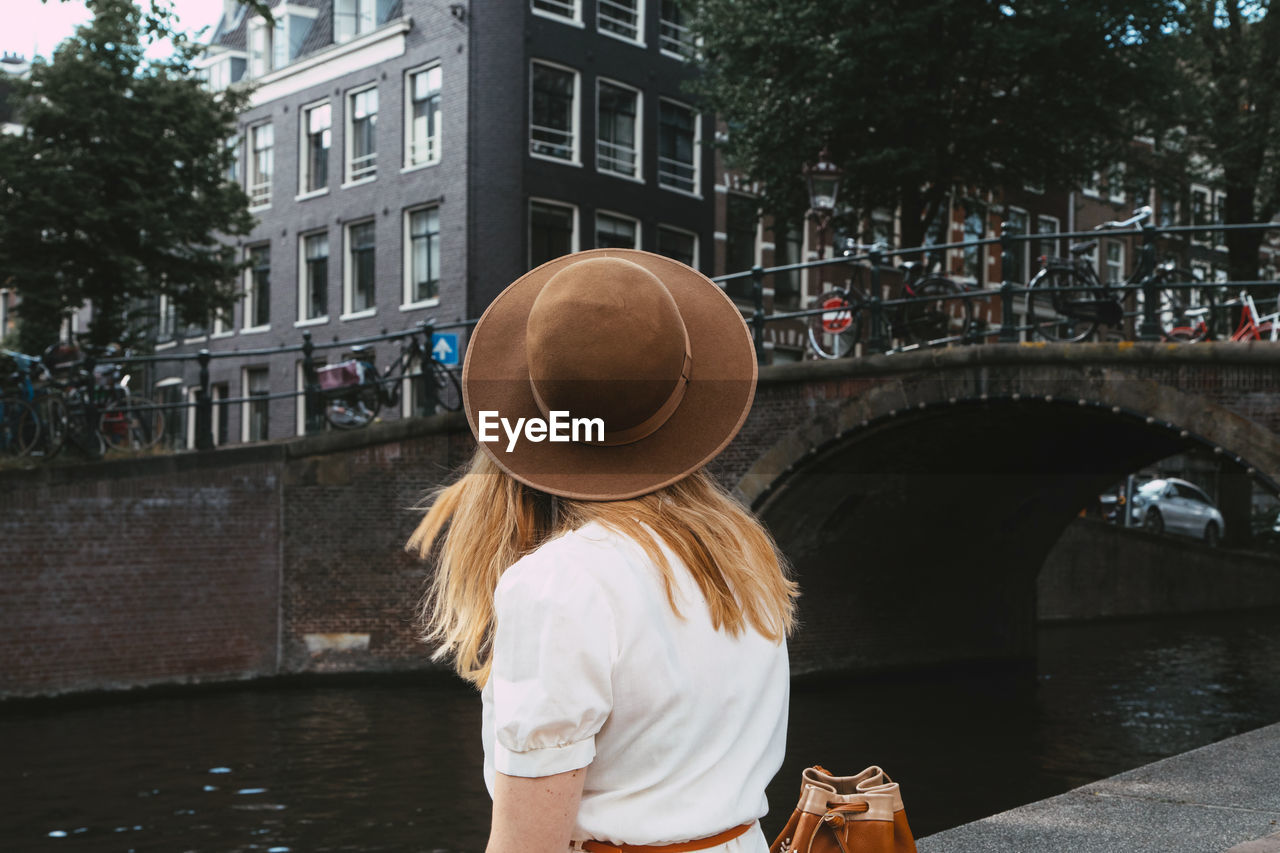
100,395,165,451
324,383,382,429
63,392,105,460
0,397,39,456
430,361,463,412
900,277,973,346
1024,268,1098,342
807,290,863,359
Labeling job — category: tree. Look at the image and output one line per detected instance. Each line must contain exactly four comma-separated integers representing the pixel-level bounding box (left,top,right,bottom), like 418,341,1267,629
686,0,1178,249
1,0,254,352
1170,1,1280,282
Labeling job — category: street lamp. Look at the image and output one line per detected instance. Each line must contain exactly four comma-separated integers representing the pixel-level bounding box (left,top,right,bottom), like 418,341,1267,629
804,148,843,259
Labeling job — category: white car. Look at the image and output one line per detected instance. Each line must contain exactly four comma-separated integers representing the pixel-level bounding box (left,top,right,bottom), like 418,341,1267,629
1130,478,1225,546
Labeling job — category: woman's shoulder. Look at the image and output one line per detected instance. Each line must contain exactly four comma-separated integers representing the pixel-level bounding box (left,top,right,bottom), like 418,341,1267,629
496,521,639,600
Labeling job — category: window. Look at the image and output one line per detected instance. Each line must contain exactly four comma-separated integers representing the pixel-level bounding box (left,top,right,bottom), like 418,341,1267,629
1191,185,1211,245
529,200,577,269
405,206,440,305
296,359,329,436
1082,170,1101,198
224,134,241,186
211,382,229,445
212,302,233,337
1213,190,1228,248
347,87,378,182
770,222,802,310
658,99,698,194
1005,207,1028,285
155,378,186,450
203,55,245,92
1107,163,1126,205
344,221,376,316
244,367,270,442
299,231,329,322
300,102,330,194
157,294,177,342
248,17,273,77
1158,192,1177,228
597,81,640,179
961,199,985,283
248,122,273,207
334,0,393,43
866,207,895,250
656,224,697,269
659,0,695,59
599,0,642,42
406,65,442,168
245,244,270,330
532,0,579,22
530,61,578,162
725,193,758,300
1036,214,1059,264
596,212,639,249
1105,240,1124,284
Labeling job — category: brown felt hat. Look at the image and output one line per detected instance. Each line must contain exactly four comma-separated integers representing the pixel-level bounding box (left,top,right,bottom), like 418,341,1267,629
461,249,757,500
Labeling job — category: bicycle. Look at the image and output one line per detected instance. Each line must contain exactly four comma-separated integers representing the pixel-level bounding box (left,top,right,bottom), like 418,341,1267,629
314,323,462,430
1023,205,1212,343
807,242,974,359
1166,290,1278,343
1,348,67,458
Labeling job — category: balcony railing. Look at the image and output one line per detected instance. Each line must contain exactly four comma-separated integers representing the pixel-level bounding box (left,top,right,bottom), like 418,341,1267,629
531,125,574,161
658,156,695,193
597,139,638,178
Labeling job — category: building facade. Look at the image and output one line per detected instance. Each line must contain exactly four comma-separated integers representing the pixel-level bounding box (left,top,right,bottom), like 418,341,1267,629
149,0,713,446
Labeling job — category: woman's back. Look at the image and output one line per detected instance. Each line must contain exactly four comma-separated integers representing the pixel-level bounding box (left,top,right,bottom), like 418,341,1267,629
482,520,789,850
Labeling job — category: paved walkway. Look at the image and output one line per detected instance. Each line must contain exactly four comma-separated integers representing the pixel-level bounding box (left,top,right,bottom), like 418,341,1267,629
919,721,1280,853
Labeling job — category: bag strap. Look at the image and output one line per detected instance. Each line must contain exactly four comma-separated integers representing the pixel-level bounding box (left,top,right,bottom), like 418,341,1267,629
582,821,754,853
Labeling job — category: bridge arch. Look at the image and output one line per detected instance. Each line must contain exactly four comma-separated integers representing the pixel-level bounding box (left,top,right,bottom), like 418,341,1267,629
720,344,1280,675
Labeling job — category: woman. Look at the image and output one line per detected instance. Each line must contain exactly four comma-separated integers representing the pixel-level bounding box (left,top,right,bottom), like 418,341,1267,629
409,250,798,853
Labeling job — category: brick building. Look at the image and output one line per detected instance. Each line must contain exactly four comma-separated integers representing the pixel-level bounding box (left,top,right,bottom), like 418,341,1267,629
144,0,714,445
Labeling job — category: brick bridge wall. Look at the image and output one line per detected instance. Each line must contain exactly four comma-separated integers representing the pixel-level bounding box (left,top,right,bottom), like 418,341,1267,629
3,343,1279,698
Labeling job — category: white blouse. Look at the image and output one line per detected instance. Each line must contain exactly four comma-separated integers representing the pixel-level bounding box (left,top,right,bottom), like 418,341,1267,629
481,519,790,852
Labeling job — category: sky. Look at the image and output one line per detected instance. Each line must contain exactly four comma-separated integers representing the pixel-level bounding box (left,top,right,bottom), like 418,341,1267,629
1,0,229,61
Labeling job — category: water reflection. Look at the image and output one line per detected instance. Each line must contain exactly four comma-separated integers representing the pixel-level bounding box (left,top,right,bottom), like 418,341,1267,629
3,611,1279,851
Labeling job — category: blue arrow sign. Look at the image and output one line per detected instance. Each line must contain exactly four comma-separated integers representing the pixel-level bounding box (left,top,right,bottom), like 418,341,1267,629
431,332,459,366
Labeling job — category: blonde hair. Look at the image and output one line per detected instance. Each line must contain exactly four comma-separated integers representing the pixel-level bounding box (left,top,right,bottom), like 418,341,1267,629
407,448,799,687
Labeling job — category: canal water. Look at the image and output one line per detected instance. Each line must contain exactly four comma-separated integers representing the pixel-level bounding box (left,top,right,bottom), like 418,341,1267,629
5,609,1280,852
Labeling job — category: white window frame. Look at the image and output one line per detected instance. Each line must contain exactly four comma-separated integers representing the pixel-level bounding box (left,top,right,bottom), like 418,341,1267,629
595,210,641,250
596,78,642,182
298,99,332,200
657,97,700,197
242,366,271,443
334,0,379,44
1005,206,1030,285
1107,163,1126,205
1190,183,1212,246
295,358,327,436
1081,170,1102,198
247,16,274,78
529,60,581,166
659,0,696,60
1213,190,1229,251
531,0,583,26
528,198,579,269
402,204,442,309
1036,214,1060,263
186,386,200,449
403,62,442,171
297,229,330,326
344,83,379,186
212,302,234,338
656,223,699,269
342,219,378,320
597,0,645,46
1104,239,1125,284
243,244,271,333
247,121,273,210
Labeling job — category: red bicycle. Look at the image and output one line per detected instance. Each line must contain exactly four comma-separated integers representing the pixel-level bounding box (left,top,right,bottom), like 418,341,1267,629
1165,291,1278,343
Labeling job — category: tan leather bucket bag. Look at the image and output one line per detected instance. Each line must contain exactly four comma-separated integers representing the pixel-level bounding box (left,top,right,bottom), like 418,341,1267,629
769,766,917,853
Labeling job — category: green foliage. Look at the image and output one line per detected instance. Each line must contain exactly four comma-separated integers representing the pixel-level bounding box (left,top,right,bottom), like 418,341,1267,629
2,0,255,353
686,0,1179,245
1167,1,1280,281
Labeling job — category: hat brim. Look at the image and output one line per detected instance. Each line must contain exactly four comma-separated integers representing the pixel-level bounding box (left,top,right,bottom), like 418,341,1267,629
462,249,758,501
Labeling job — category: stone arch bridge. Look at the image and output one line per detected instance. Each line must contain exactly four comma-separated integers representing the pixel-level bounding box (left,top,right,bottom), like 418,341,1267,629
4,342,1279,697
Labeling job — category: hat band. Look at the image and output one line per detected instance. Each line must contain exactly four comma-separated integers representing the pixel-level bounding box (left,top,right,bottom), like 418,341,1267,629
529,349,693,447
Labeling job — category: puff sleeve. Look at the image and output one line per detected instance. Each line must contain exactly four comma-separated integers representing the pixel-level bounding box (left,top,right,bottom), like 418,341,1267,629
489,551,618,778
